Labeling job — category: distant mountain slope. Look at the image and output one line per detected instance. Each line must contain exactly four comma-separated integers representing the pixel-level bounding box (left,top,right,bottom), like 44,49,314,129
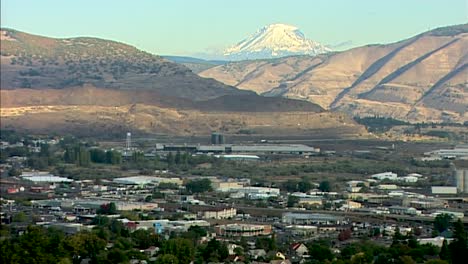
200,24,468,123
0,28,250,101
223,23,331,60
162,55,226,73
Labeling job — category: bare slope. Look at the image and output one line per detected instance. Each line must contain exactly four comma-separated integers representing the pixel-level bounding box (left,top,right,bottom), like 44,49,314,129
200,24,468,123
0,87,364,137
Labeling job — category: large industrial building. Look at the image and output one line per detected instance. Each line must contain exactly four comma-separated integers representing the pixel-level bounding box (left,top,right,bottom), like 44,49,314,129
156,143,319,155
424,145,468,160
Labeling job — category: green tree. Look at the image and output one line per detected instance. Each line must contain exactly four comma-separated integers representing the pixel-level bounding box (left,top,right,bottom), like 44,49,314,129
106,248,128,264
156,254,179,264
185,179,212,193
106,150,122,164
160,238,194,264
8,167,21,177
434,214,452,233
200,238,229,262
167,152,175,166
319,180,331,192
175,151,182,165
287,195,299,207
97,202,117,215
439,239,449,261
131,229,160,249
78,147,91,167
90,148,107,163
307,242,334,262
12,212,27,222
449,219,468,264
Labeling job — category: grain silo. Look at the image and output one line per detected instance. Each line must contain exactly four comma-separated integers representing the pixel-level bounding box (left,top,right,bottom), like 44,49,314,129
455,169,468,194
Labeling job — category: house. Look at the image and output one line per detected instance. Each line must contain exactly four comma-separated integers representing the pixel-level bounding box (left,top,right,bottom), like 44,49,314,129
291,243,309,256
143,246,159,257
249,249,267,260
270,260,291,264
227,255,246,262
228,243,243,255
275,252,286,260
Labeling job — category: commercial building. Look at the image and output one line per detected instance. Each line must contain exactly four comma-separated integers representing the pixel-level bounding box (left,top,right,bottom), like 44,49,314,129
285,225,318,236
282,212,345,225
32,199,159,212
215,224,272,237
201,208,237,219
388,206,421,216
404,198,446,209
211,181,244,192
297,196,323,206
231,186,280,199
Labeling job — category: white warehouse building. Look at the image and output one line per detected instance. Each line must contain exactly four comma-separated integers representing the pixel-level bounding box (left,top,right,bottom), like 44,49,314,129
371,172,398,181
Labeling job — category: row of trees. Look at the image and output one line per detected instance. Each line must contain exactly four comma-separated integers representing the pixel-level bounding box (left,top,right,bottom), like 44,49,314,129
1,218,467,264
64,146,121,166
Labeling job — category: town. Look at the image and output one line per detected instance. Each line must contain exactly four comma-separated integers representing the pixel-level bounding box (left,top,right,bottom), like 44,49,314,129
1,130,467,264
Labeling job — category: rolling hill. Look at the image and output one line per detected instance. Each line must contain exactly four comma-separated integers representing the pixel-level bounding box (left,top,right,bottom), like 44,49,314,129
0,28,250,101
0,29,364,138
200,24,468,123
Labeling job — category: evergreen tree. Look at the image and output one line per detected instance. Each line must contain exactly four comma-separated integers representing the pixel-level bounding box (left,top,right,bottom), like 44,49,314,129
439,239,449,261
449,219,468,264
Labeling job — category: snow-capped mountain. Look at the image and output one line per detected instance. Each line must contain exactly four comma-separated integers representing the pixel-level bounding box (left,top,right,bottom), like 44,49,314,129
224,23,331,60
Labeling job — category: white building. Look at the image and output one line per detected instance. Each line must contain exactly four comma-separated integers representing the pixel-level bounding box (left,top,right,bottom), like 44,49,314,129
431,186,458,195
398,176,418,183
431,210,464,219
424,146,468,160
20,172,73,183
113,176,182,186
418,237,446,247
231,186,280,199
371,172,398,181
378,184,398,190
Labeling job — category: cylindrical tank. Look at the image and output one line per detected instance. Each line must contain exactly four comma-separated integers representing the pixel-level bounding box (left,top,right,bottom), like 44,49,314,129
218,134,225,144
211,133,219,145
455,169,464,193
464,170,468,194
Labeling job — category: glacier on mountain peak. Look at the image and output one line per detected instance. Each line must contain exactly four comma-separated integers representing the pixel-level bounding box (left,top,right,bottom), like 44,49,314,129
223,23,331,60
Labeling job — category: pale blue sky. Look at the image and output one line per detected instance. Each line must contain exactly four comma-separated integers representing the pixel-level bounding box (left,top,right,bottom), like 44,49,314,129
1,0,467,56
